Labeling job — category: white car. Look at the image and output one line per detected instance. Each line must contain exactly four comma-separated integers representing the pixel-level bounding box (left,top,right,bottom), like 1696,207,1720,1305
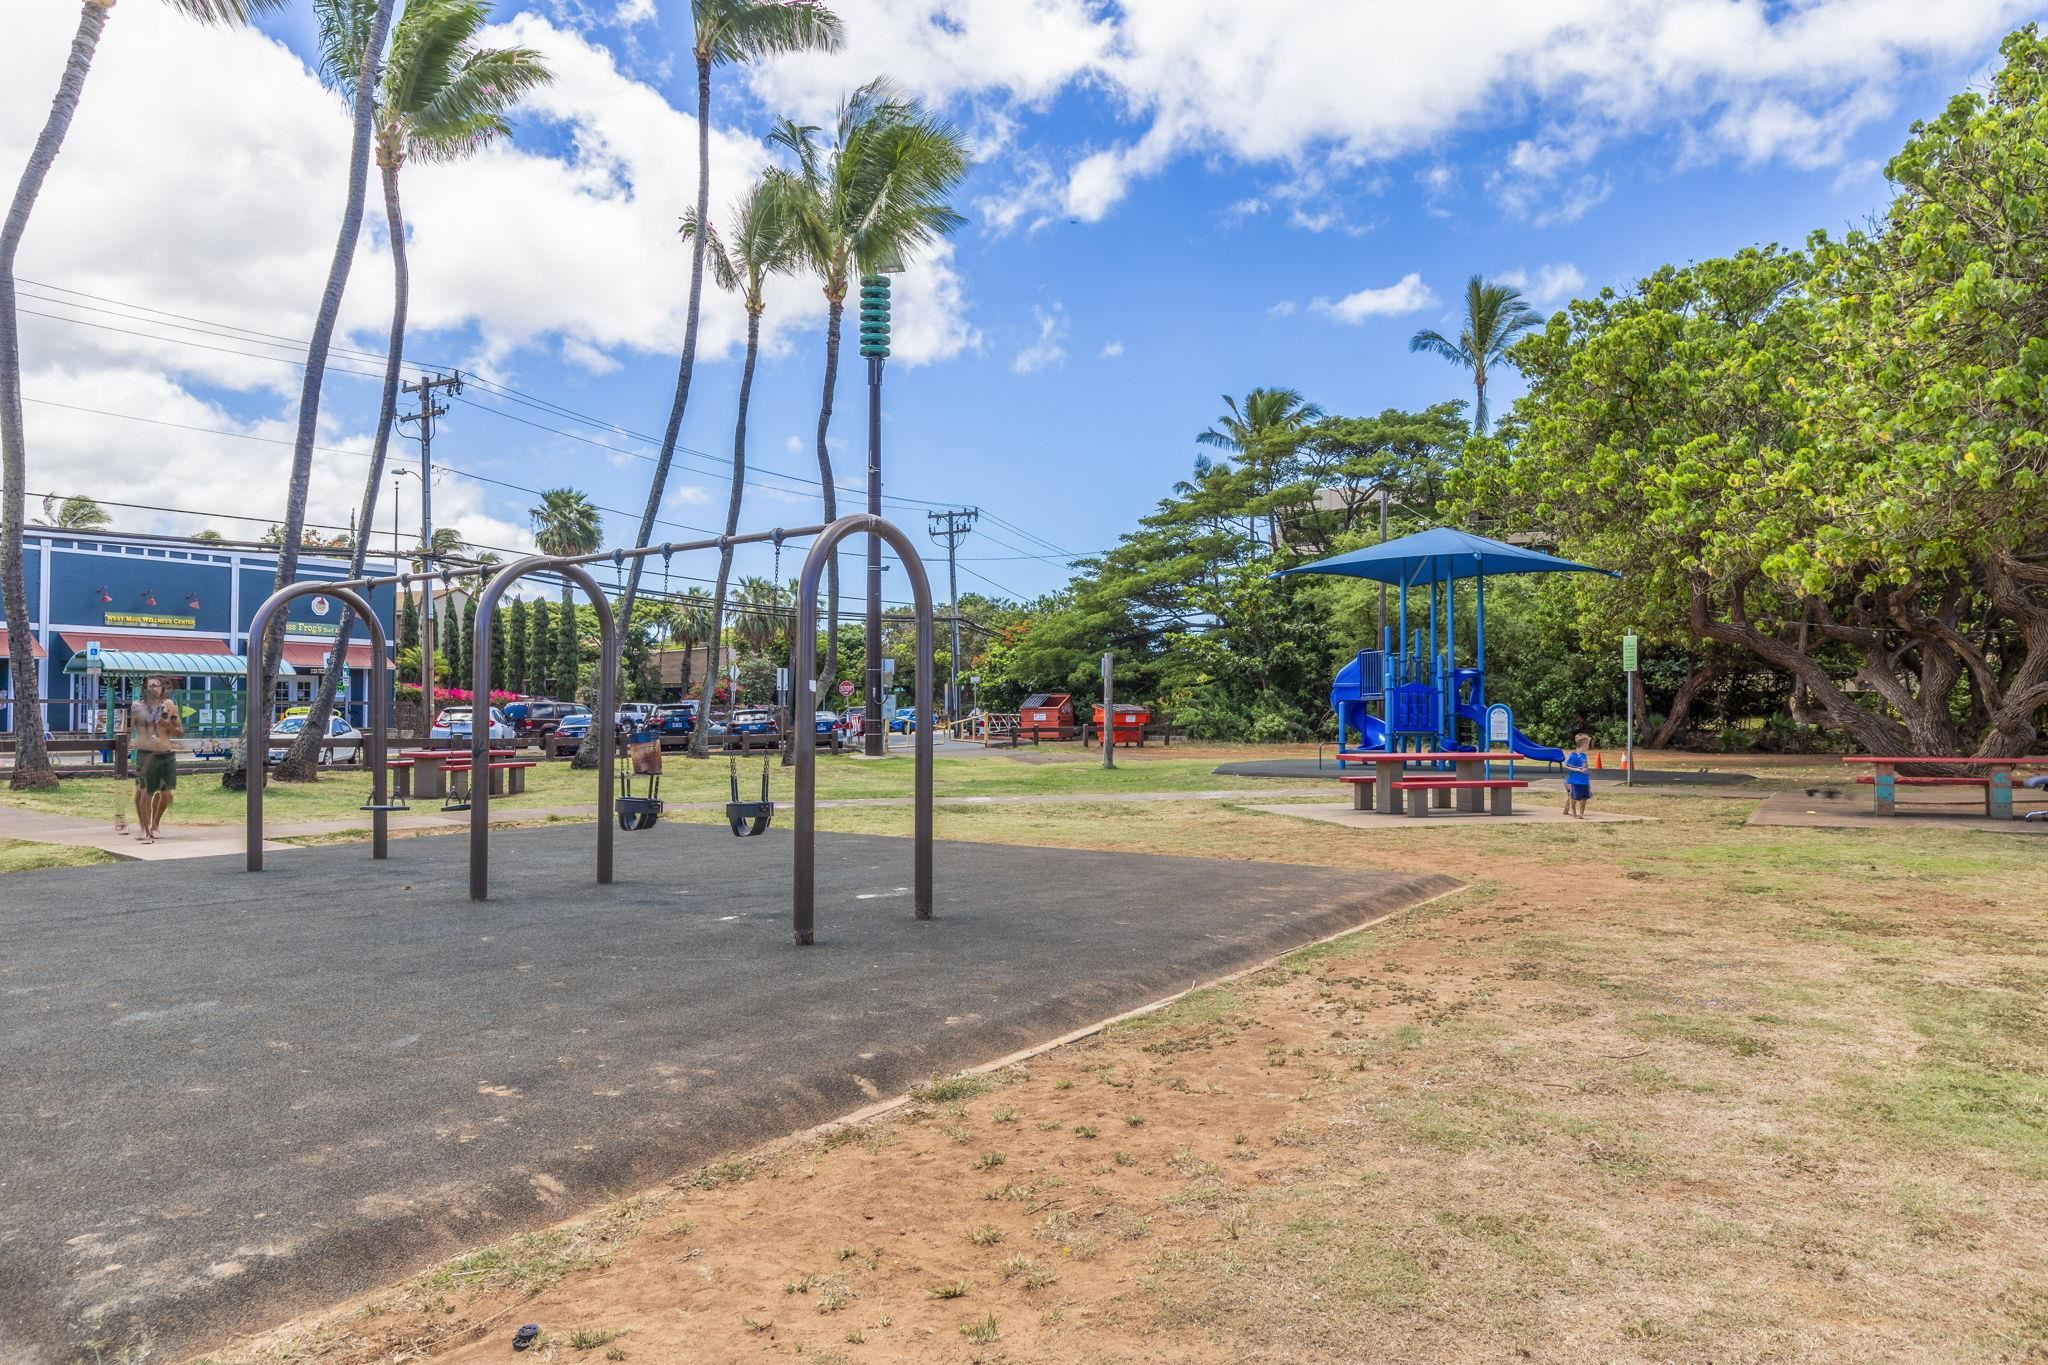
615,702,659,729
267,713,364,765
431,706,514,741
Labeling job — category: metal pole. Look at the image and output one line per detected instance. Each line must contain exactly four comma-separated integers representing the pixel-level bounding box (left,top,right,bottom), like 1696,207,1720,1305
470,556,616,901
863,355,885,756
1626,666,1635,789
794,514,934,943
245,583,389,870
1378,486,1389,652
1101,652,1114,770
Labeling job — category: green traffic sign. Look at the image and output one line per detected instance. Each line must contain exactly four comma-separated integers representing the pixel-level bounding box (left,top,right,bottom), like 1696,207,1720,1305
1622,634,1639,672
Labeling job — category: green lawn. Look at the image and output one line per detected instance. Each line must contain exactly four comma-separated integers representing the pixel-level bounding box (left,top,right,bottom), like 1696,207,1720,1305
0,838,115,873
0,751,1310,829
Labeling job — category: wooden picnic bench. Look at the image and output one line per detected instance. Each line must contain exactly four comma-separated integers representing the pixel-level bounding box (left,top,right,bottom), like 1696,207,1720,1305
1392,777,1529,817
1840,755,2048,819
444,759,538,800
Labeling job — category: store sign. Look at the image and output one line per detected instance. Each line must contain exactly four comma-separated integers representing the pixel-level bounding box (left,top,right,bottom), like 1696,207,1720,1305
105,611,195,629
311,595,331,617
290,623,341,638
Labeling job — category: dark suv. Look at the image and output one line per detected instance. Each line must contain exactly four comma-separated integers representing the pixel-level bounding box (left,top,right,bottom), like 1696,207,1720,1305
503,700,578,738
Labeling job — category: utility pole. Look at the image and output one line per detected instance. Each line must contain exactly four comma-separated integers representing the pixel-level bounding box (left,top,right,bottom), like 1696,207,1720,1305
927,507,977,720
399,371,461,721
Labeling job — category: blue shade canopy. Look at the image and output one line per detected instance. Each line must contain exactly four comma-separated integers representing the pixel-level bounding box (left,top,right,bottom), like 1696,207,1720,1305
1276,526,1616,587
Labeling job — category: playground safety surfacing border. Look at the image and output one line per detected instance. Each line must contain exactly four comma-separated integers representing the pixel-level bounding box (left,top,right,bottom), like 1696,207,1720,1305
0,821,1455,1365
1248,802,1654,831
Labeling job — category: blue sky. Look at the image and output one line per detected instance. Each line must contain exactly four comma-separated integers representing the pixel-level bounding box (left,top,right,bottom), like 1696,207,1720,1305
4,0,2040,607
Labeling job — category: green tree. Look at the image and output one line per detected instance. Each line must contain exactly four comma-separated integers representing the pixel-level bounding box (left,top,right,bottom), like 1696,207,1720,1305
774,79,970,680
1463,24,2048,758
398,589,420,653
681,175,802,755
2,0,288,791
282,0,550,777
531,487,602,752
666,586,713,696
506,596,528,694
616,0,842,629
528,596,553,699
558,597,582,702
1410,274,1542,436
1195,388,1324,552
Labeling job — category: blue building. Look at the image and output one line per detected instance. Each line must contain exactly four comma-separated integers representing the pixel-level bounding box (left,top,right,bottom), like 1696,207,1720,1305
0,530,398,735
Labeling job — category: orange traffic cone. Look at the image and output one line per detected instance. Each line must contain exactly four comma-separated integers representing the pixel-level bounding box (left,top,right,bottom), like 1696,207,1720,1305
1594,751,1603,770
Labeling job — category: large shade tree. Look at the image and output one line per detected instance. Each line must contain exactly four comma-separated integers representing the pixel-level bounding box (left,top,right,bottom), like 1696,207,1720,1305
615,0,841,632
2,0,287,790
1410,275,1541,436
1462,27,2048,755
773,80,969,682
681,175,801,756
281,0,550,779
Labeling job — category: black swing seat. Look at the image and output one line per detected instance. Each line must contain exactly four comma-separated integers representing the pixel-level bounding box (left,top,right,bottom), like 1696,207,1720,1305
725,799,774,837
358,801,411,813
617,795,663,831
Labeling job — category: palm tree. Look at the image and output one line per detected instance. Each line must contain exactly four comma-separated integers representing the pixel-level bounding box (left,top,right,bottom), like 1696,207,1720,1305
1409,275,1541,437
616,0,842,633
1196,388,1324,551
2,0,286,790
775,81,970,682
682,175,801,756
530,487,601,762
280,0,550,779
257,0,400,733
666,586,713,695
37,494,110,529
410,526,468,573
730,576,786,658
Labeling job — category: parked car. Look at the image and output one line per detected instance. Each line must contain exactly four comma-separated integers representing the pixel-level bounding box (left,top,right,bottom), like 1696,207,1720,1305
704,710,730,739
503,699,579,738
432,706,514,741
890,705,920,733
657,702,697,737
728,707,778,738
615,702,659,730
266,714,362,766
553,708,594,742
812,709,842,738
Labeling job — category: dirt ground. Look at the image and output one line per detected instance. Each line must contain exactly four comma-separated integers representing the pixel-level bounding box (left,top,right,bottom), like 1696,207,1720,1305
194,777,2048,1365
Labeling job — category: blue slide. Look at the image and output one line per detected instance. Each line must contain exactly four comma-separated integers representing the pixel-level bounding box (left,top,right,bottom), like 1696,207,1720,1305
1355,712,1389,750
1456,702,1565,764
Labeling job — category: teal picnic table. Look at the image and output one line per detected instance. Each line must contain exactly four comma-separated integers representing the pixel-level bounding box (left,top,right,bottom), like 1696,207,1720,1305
1839,755,2048,820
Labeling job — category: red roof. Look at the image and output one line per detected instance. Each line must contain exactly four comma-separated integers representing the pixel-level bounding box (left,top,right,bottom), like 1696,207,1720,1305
280,641,396,670
58,631,230,655
0,630,48,660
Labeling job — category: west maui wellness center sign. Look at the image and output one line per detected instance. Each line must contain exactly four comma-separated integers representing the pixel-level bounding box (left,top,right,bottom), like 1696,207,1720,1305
104,611,197,630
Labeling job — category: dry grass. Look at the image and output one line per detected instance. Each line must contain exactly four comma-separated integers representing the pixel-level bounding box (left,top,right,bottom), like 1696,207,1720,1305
195,784,2048,1363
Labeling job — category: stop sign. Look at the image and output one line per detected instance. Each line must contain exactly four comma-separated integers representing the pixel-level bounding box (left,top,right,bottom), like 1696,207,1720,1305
837,680,855,697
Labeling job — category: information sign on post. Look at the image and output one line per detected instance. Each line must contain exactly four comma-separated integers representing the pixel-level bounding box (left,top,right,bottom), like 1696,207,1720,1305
1486,703,1512,747
1621,634,1639,787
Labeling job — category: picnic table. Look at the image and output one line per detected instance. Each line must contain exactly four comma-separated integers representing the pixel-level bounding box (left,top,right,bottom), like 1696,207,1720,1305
398,748,517,801
1840,755,2048,819
1337,750,1523,815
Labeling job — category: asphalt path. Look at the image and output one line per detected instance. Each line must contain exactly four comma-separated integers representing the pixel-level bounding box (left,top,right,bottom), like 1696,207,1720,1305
0,822,1453,1363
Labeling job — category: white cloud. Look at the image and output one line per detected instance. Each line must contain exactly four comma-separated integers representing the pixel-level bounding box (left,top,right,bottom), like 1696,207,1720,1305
0,4,979,541
1309,273,1438,324
1012,304,1068,375
744,0,2029,225
1500,263,1588,307
1100,340,1125,359
1266,300,1298,319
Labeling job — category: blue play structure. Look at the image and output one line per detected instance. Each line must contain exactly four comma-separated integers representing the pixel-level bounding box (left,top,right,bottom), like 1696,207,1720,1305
1280,527,1615,765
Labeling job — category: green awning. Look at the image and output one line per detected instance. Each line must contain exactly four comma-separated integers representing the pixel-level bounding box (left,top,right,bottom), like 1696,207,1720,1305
64,650,292,677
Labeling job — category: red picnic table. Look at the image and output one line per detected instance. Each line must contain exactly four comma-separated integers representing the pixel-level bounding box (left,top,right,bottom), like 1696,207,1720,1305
398,748,518,800
1337,750,1528,815
1839,755,2048,820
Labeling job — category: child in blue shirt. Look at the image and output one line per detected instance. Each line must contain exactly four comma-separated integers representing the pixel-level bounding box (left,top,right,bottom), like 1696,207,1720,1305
1563,733,1593,818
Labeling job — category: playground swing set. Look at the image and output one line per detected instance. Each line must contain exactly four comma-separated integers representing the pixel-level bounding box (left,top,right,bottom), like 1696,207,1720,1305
240,514,938,944
1279,527,1617,772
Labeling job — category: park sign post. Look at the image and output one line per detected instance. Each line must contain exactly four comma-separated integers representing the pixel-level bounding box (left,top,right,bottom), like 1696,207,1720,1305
1622,634,1639,788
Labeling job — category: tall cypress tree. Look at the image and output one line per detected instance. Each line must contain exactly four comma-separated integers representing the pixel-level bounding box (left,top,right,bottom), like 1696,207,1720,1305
530,597,553,699
558,597,581,700
489,600,508,693
507,597,528,694
449,599,469,688
398,589,420,653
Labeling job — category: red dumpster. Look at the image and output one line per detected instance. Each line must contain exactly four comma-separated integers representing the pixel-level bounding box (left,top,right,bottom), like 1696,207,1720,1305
1092,703,1149,746
1019,693,1074,740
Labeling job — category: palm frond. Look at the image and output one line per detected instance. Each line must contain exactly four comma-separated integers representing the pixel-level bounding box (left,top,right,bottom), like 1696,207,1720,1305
409,45,553,161
311,0,377,95
172,0,291,27
698,0,843,67
679,209,740,295
1408,328,1468,363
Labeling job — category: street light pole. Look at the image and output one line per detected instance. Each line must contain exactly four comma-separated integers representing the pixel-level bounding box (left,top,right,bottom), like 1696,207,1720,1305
857,263,898,755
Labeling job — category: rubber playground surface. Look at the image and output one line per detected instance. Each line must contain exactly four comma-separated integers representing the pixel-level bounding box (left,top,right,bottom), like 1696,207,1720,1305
0,821,1454,1364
